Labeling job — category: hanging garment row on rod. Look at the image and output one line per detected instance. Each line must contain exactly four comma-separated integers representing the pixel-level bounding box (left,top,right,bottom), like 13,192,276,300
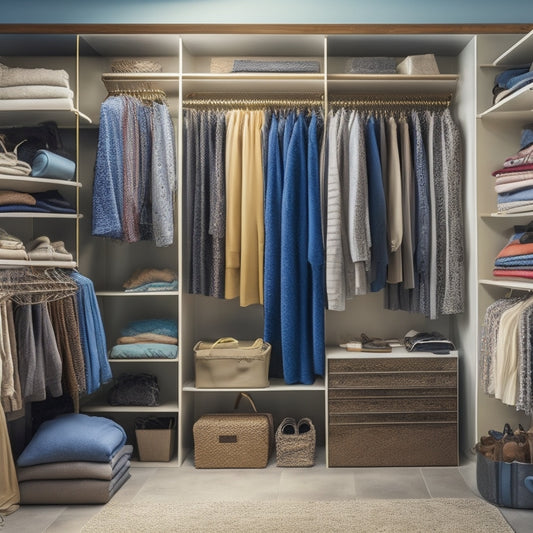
181,93,452,109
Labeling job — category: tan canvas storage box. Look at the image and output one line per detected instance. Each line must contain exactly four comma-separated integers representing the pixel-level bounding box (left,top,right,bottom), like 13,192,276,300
135,417,175,462
194,337,271,388
193,393,273,468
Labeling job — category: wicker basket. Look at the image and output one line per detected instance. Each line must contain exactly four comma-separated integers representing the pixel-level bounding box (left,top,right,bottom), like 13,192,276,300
275,417,316,467
111,59,163,73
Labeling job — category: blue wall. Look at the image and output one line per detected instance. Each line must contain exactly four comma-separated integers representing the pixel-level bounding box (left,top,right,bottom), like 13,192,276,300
2,0,533,24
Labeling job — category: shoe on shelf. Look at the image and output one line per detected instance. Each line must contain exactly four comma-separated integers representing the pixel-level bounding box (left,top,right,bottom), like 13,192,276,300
297,418,313,434
279,417,297,435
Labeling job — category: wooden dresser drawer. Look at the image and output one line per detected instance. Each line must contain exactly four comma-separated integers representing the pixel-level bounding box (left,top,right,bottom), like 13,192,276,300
328,370,457,389
328,357,457,374
328,422,458,467
328,395,457,414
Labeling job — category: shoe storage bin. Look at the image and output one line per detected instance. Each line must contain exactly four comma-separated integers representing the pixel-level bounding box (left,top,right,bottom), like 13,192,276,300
477,451,533,508
275,418,316,467
135,416,175,462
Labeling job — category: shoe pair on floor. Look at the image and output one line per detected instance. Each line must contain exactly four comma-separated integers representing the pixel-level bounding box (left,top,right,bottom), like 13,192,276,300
279,417,312,435
476,423,532,463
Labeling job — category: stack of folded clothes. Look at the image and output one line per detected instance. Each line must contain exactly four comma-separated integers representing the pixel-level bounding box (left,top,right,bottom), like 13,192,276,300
109,318,178,360
0,227,27,260
0,62,74,111
0,189,75,214
492,62,533,105
122,267,178,292
493,224,533,280
493,125,533,214
16,413,132,505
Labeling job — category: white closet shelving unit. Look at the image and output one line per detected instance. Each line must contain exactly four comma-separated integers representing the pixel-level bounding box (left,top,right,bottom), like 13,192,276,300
475,32,533,436
0,34,86,269
6,27,533,468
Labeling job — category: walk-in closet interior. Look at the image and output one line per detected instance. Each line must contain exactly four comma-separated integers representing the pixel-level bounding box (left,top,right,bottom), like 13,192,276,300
2,25,533,474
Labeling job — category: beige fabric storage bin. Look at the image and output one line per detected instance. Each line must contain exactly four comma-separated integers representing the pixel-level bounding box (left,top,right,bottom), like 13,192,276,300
194,337,271,388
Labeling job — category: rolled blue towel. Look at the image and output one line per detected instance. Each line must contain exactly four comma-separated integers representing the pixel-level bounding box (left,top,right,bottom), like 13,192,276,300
31,149,76,181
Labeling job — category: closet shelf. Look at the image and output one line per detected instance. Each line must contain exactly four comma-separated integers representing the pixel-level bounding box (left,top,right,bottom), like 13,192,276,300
81,401,179,413
480,278,533,291
491,29,533,66
481,212,533,219
0,259,77,268
478,84,533,119
95,290,179,297
108,358,178,364
326,346,458,359
182,377,325,392
326,74,458,96
101,72,180,95
0,106,92,127
0,213,81,219
0,174,81,192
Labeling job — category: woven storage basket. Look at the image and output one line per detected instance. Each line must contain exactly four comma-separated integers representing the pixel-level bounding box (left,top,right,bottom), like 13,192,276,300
275,417,316,467
111,59,163,73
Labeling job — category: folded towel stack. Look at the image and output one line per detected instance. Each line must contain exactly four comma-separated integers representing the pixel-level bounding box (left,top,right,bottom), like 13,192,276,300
110,317,178,360
16,414,132,504
0,62,74,111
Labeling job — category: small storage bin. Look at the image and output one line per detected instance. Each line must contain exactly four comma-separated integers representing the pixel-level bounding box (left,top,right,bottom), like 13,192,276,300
135,416,175,462
275,417,316,467
477,451,533,509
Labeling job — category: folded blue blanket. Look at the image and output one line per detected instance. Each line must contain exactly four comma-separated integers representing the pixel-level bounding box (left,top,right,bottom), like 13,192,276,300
498,187,533,204
495,253,533,266
31,149,76,181
17,413,127,467
120,318,178,338
109,343,177,359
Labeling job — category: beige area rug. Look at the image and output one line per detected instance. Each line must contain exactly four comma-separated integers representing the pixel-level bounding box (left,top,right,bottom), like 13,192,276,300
81,498,513,533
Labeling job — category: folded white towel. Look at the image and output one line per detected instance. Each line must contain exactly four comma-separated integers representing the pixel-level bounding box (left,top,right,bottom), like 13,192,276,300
0,85,73,100
0,63,70,88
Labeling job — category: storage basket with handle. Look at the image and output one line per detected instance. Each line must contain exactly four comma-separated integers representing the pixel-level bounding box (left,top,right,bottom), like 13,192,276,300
193,392,273,468
194,337,271,388
275,417,316,467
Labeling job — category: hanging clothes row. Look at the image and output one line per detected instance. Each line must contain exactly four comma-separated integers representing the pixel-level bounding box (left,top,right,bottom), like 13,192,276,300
0,269,111,416
183,105,325,384
92,93,177,247
325,106,465,319
480,294,533,414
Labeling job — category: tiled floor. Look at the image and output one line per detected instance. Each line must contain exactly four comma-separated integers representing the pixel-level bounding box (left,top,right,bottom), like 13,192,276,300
2,450,531,532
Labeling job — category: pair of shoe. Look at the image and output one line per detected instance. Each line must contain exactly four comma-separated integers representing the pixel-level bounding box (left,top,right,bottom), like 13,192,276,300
279,417,312,436
27,235,73,262
340,333,392,353
476,423,531,463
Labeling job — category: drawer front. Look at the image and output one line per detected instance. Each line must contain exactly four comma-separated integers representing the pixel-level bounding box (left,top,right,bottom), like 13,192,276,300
328,422,458,467
328,357,457,374
328,387,457,399
328,371,457,389
329,411,457,424
328,396,457,414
